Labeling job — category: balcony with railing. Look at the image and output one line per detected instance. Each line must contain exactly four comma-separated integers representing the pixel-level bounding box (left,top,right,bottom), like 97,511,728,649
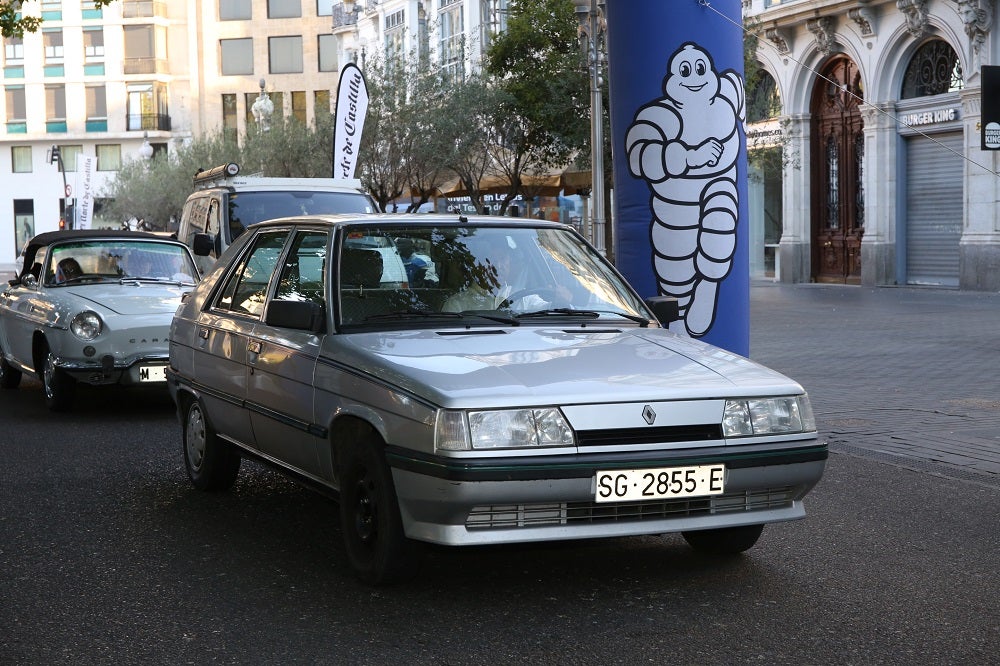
127,113,171,131
332,4,359,31
124,57,168,75
122,0,167,19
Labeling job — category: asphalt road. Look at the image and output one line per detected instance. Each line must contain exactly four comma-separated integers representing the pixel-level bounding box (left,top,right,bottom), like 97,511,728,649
0,372,997,665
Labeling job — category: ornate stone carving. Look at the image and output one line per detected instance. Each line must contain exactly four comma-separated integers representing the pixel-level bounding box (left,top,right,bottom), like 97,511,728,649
849,5,876,37
956,0,994,70
766,26,791,54
807,16,836,55
897,0,930,39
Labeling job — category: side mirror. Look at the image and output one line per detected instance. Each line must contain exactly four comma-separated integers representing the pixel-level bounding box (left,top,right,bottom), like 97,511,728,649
265,300,325,333
20,274,38,289
645,296,680,326
192,233,215,257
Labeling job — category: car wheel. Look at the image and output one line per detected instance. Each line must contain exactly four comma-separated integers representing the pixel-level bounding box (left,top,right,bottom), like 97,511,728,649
682,524,764,555
182,397,241,491
41,343,75,412
0,345,22,389
338,437,422,585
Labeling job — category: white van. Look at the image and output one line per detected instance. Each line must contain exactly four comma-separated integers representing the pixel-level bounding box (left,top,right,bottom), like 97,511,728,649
177,163,377,275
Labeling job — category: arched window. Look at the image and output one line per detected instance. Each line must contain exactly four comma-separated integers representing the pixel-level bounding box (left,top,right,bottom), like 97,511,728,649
747,68,782,122
901,40,963,99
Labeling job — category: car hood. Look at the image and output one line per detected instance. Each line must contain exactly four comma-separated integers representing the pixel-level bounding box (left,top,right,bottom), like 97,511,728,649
334,326,804,408
63,284,191,315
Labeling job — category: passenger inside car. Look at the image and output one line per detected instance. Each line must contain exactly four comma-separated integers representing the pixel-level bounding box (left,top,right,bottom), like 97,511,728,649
55,258,84,283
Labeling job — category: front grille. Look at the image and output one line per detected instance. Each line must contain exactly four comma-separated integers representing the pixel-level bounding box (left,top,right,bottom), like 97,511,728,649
465,486,796,530
576,424,722,447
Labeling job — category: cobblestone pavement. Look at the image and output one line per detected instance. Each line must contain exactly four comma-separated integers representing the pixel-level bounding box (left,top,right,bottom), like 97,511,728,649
749,282,1000,485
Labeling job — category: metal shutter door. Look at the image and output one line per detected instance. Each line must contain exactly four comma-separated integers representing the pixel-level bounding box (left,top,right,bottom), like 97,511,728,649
904,132,962,286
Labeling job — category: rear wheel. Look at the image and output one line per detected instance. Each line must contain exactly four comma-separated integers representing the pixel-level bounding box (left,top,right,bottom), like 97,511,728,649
0,344,22,389
339,436,422,585
682,524,764,555
41,343,75,412
183,397,241,491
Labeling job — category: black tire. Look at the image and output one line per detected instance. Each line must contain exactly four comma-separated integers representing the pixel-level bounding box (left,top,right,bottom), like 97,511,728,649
40,343,75,412
182,397,241,491
0,345,22,389
339,437,422,585
682,524,764,555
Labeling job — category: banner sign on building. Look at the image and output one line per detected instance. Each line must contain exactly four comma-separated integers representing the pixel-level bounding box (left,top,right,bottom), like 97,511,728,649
332,62,369,179
606,0,749,355
981,66,1000,150
74,154,96,230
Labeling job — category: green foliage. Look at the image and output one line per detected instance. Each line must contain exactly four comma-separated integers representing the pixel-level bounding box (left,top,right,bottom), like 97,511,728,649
1,1,113,38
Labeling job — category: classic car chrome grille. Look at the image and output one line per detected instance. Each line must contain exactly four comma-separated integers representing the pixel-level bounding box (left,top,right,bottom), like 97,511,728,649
465,487,796,530
576,424,722,447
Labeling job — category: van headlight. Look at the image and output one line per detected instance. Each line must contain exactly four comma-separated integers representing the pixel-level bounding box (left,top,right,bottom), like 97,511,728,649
435,408,575,451
723,394,816,437
70,311,103,341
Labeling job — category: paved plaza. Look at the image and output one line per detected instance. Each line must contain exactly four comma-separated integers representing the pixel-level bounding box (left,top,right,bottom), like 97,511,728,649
750,281,1000,485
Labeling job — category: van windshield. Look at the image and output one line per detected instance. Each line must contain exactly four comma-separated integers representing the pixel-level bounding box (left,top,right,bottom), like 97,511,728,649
228,191,375,241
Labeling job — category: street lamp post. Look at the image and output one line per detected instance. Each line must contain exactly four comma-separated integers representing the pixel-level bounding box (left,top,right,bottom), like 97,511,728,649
138,131,154,162
250,78,274,133
573,0,607,255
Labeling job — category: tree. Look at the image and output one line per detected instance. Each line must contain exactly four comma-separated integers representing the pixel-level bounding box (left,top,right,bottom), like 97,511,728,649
483,0,590,210
2,1,114,38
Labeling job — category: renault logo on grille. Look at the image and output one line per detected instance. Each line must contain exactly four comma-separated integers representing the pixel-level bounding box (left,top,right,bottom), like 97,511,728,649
642,405,656,425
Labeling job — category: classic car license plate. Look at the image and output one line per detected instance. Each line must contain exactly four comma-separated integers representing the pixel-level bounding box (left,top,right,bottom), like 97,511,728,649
595,464,725,503
138,365,167,382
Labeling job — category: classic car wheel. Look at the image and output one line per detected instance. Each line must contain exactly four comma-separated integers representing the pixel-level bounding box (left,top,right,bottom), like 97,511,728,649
0,345,22,389
182,398,241,491
339,438,422,585
41,343,75,412
682,524,765,555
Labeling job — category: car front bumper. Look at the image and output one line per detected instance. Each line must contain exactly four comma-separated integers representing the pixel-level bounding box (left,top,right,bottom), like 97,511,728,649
55,354,170,386
388,441,827,546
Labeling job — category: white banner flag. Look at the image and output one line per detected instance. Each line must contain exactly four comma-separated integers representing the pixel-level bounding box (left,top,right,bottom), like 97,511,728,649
74,154,96,230
332,62,369,179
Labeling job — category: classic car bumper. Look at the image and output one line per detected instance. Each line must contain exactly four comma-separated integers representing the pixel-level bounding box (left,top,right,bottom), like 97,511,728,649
56,354,170,386
388,441,827,546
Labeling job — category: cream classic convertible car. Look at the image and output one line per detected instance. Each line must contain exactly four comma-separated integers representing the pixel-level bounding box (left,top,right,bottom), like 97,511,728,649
0,229,199,411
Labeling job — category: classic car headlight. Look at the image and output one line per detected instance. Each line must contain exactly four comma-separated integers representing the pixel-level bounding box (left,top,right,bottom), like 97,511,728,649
723,394,816,437
70,311,103,341
435,408,576,451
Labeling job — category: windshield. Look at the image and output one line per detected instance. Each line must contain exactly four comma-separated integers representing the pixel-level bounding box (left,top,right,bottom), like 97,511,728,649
45,240,199,286
337,224,649,327
228,191,375,241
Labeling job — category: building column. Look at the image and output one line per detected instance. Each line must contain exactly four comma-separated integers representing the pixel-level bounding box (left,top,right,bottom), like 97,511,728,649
859,102,897,286
779,113,811,282
959,87,1000,289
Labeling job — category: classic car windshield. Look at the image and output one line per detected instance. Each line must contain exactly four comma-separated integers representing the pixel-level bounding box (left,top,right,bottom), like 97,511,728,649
45,240,199,286
338,225,648,326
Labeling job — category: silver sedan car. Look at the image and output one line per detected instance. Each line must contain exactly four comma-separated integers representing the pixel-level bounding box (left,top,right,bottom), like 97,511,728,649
168,214,826,584
0,229,199,411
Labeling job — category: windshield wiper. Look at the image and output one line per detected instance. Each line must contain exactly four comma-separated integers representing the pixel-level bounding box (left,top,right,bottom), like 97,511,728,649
364,309,463,321
516,308,651,326
120,276,195,286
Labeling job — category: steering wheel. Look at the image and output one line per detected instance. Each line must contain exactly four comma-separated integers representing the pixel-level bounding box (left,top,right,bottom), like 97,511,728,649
497,287,562,310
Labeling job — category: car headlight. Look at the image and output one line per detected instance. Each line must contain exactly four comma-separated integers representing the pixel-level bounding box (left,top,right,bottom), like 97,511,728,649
723,394,815,437
70,311,103,341
435,408,575,451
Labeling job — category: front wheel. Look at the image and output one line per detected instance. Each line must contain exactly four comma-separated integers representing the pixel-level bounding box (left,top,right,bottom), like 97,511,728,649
0,344,22,389
682,524,764,555
41,343,75,412
338,437,422,585
183,397,241,491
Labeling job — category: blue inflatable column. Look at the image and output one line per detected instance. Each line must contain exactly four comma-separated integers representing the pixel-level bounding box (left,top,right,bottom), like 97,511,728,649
606,0,749,356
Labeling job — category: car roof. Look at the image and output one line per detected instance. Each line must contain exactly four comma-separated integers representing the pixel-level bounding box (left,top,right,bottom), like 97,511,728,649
249,213,570,232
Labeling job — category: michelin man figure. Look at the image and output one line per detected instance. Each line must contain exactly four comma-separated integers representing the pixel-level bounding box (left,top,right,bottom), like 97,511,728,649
625,42,745,337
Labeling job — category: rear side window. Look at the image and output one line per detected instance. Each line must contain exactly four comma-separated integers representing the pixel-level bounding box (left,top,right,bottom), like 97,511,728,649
213,230,290,318
273,230,329,306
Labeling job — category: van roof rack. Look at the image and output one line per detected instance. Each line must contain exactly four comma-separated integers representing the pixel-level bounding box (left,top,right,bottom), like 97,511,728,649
193,163,241,189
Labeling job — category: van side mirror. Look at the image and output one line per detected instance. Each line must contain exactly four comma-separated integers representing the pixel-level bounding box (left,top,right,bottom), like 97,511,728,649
265,300,325,333
192,233,215,257
645,296,680,326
